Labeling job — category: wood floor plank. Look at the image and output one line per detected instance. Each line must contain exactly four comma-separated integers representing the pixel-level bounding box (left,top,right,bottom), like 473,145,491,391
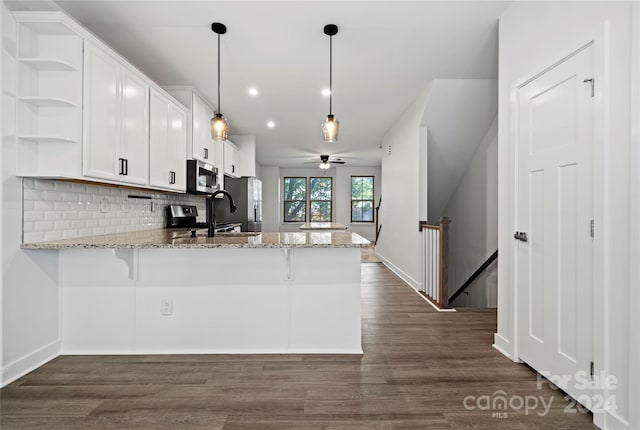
0,262,597,429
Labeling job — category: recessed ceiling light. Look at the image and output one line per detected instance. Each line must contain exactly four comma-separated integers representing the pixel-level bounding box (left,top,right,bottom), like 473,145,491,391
248,87,259,96
267,121,275,128
321,88,331,97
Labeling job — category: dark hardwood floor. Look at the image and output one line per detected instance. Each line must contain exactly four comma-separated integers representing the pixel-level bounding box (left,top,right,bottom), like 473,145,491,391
0,263,596,429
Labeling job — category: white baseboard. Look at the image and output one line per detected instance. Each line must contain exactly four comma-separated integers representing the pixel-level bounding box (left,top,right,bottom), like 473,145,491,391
1,339,61,387
60,348,364,355
375,252,422,289
376,251,457,312
493,333,516,360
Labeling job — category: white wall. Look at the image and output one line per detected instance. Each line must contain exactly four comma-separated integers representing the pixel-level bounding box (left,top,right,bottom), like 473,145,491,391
1,5,61,386
443,116,498,307
629,5,640,427
496,2,637,429
264,166,381,241
376,89,429,287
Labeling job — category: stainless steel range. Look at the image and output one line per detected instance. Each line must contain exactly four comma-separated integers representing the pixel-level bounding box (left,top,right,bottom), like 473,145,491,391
166,205,237,232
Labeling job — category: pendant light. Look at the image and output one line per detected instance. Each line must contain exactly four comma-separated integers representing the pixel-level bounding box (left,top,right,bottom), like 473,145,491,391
211,22,229,141
321,24,339,142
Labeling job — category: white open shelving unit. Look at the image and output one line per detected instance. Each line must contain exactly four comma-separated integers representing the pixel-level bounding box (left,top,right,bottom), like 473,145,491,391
15,13,83,177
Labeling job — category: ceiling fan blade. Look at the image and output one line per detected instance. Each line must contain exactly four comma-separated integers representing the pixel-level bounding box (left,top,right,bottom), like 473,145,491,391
331,160,346,164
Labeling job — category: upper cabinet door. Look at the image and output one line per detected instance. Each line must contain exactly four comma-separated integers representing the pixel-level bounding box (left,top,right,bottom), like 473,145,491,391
120,69,149,185
83,43,120,181
191,92,213,163
149,88,187,192
167,103,187,191
149,89,170,188
224,140,240,178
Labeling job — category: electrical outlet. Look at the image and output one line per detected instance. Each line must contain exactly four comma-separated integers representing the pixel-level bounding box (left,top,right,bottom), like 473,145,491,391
160,299,173,316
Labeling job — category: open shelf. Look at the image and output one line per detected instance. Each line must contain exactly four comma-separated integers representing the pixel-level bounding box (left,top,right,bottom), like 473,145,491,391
18,96,77,108
18,57,77,71
18,135,75,144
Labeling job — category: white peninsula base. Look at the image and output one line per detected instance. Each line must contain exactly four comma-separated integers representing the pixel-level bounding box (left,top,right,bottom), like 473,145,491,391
60,247,362,354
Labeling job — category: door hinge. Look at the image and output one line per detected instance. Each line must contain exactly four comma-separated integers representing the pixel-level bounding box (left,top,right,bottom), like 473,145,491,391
584,78,595,97
590,219,595,238
590,361,594,379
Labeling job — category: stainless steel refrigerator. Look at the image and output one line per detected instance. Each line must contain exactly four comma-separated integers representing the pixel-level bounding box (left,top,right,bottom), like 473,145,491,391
215,176,262,232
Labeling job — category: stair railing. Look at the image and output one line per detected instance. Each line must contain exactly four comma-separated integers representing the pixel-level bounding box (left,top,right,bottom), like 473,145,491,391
419,217,450,309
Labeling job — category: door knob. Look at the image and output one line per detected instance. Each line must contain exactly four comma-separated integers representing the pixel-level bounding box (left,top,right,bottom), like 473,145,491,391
514,232,528,242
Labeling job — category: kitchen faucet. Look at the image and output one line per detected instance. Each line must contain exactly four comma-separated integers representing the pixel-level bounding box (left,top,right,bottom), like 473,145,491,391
207,190,237,237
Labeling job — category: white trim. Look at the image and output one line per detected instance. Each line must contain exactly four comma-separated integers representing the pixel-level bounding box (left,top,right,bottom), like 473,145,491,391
1,339,61,387
627,3,640,430
60,348,364,355
377,252,456,313
376,252,421,289
412,288,456,313
493,333,518,361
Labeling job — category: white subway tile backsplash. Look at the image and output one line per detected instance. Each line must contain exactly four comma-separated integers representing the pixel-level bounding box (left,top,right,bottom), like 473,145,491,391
24,211,43,222
34,200,53,211
22,179,205,243
45,211,62,221
44,230,63,241
24,232,44,243
53,181,72,192
34,180,54,191
35,221,54,232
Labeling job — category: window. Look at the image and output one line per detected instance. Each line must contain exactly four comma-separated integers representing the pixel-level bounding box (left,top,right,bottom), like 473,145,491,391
351,176,374,222
284,177,306,222
283,177,333,222
310,177,332,222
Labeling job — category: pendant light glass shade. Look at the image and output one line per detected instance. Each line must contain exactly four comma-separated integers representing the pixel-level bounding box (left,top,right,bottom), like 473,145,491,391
211,22,229,141
211,113,229,141
322,24,339,142
321,114,339,142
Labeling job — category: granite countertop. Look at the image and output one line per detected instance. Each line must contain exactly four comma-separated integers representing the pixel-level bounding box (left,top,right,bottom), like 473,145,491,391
299,222,348,230
21,228,372,249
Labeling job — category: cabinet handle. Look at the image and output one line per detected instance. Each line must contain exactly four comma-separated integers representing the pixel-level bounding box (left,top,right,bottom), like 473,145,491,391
204,148,209,159
169,171,176,184
232,164,235,173
118,158,125,175
124,159,128,176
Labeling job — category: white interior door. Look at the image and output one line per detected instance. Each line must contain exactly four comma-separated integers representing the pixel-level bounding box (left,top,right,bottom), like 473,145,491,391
516,45,594,403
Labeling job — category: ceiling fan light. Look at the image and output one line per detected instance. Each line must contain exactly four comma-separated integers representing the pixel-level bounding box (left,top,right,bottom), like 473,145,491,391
211,113,229,141
321,114,339,142
319,161,331,169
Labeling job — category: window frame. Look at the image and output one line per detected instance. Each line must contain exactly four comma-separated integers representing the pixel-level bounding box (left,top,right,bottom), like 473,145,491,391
283,176,307,223
309,176,333,222
350,175,375,223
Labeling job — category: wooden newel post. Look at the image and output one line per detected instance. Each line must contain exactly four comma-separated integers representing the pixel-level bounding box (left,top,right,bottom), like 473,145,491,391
438,217,451,308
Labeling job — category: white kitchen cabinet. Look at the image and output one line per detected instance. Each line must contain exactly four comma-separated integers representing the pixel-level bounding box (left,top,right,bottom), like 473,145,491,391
149,89,187,192
83,41,149,185
224,140,240,178
191,92,215,163
164,87,217,165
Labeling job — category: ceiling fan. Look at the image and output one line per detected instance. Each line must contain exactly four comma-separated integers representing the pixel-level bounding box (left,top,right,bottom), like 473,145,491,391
304,154,346,169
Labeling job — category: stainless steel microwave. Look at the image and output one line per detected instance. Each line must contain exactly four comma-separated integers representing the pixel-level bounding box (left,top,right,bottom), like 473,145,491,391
186,159,219,194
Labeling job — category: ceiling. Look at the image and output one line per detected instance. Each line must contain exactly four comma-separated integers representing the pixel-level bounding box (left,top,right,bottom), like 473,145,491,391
8,1,509,167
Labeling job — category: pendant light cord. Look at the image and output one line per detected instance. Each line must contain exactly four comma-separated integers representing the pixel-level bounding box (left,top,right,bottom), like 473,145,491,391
217,32,221,114
329,34,333,116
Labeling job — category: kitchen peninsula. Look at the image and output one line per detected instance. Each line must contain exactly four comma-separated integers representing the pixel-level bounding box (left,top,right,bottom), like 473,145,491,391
23,230,370,355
